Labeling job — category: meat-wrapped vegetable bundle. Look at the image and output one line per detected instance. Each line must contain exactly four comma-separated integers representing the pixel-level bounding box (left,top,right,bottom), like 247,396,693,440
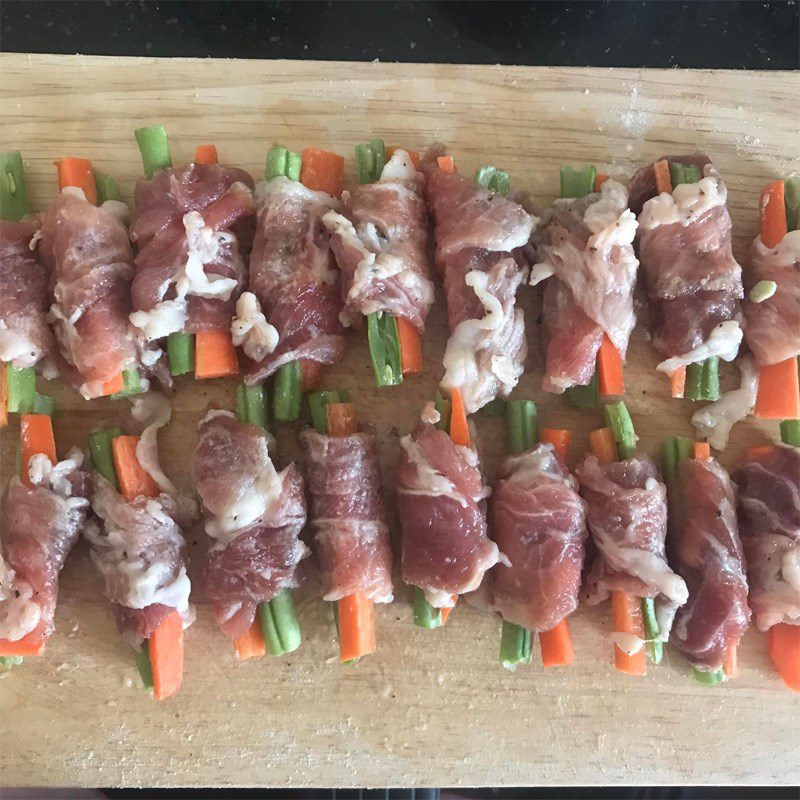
735,440,800,691
131,126,254,384
532,166,637,407
1,151,57,421
234,145,347,422
300,392,393,661
323,141,433,387
0,413,90,663
577,402,688,675
86,394,194,700
662,438,750,683
422,146,536,413
396,391,498,627
630,155,744,402
38,158,141,399
487,400,587,668
195,399,308,659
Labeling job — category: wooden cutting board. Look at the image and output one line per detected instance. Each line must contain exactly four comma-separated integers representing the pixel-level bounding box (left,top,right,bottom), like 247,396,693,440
1,54,798,789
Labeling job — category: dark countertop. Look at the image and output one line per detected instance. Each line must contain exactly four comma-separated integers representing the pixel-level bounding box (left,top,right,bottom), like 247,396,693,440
2,0,798,69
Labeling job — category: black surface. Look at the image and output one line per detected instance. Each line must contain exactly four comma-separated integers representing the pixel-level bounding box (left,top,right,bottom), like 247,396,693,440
2,1,798,69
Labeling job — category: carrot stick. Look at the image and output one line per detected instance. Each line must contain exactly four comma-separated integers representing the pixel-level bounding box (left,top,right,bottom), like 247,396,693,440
760,179,788,248
101,371,124,396
149,609,184,700
194,144,218,165
437,155,456,174
397,317,423,375
588,427,618,465
20,414,56,487
590,427,647,675
610,590,647,676
234,618,267,661
769,622,800,691
56,157,97,205
337,591,376,662
440,605,453,624
300,359,323,392
111,435,161,501
300,148,344,197
723,643,738,680
0,624,46,657
755,357,800,419
693,442,711,460
194,329,239,379
449,388,470,447
326,402,357,438
0,365,8,428
386,146,420,171
539,428,572,464
539,619,575,668
670,367,687,399
653,159,673,194
597,334,625,396
594,173,609,192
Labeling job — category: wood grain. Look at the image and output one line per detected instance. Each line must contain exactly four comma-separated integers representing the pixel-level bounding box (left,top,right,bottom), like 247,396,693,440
1,54,798,789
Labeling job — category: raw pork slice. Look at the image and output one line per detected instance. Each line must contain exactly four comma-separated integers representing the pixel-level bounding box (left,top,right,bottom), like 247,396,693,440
0,219,55,371
576,454,688,640
196,411,309,639
396,413,497,607
323,148,434,331
488,444,588,632
735,445,800,631
299,427,393,602
238,177,347,384
0,450,90,643
670,457,750,673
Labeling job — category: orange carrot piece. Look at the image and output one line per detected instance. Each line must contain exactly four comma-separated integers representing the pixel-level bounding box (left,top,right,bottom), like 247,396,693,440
194,329,239,379
386,146,421,171
723,643,738,680
194,144,219,165
539,619,575,668
611,590,647,676
760,179,788,248
755,357,800,419
397,317,423,375
326,402,357,438
56,157,97,205
597,334,625,396
653,159,673,194
300,147,344,197
111,435,161,501
769,622,800,691
0,365,8,428
440,604,453,624
588,426,619,464
20,414,56,487
437,155,456,174
0,625,46,657
449,387,470,447
670,367,687,399
693,442,711,460
101,371,124,396
540,428,572,464
337,591,375,662
234,618,267,661
594,173,609,192
149,609,184,700
300,359,323,392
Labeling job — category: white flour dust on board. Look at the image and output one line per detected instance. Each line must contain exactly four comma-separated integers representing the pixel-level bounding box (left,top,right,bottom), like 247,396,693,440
597,81,653,140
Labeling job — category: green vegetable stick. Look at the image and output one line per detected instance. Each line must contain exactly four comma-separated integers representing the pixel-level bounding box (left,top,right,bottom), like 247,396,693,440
259,601,285,657
167,332,194,376
412,587,443,629
567,370,599,410
434,392,452,433
135,124,172,179
604,401,637,459
668,162,701,187
32,392,55,417
560,164,596,199
0,655,24,669
692,666,726,686
0,151,30,221
780,418,800,447
499,620,532,667
112,369,144,399
88,429,120,489
785,176,800,232
506,399,537,454
236,384,269,430
133,642,154,690
475,166,510,195
94,171,121,205
267,588,302,655
367,311,402,388
641,597,663,664
6,364,36,413
701,356,720,401
273,362,302,422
